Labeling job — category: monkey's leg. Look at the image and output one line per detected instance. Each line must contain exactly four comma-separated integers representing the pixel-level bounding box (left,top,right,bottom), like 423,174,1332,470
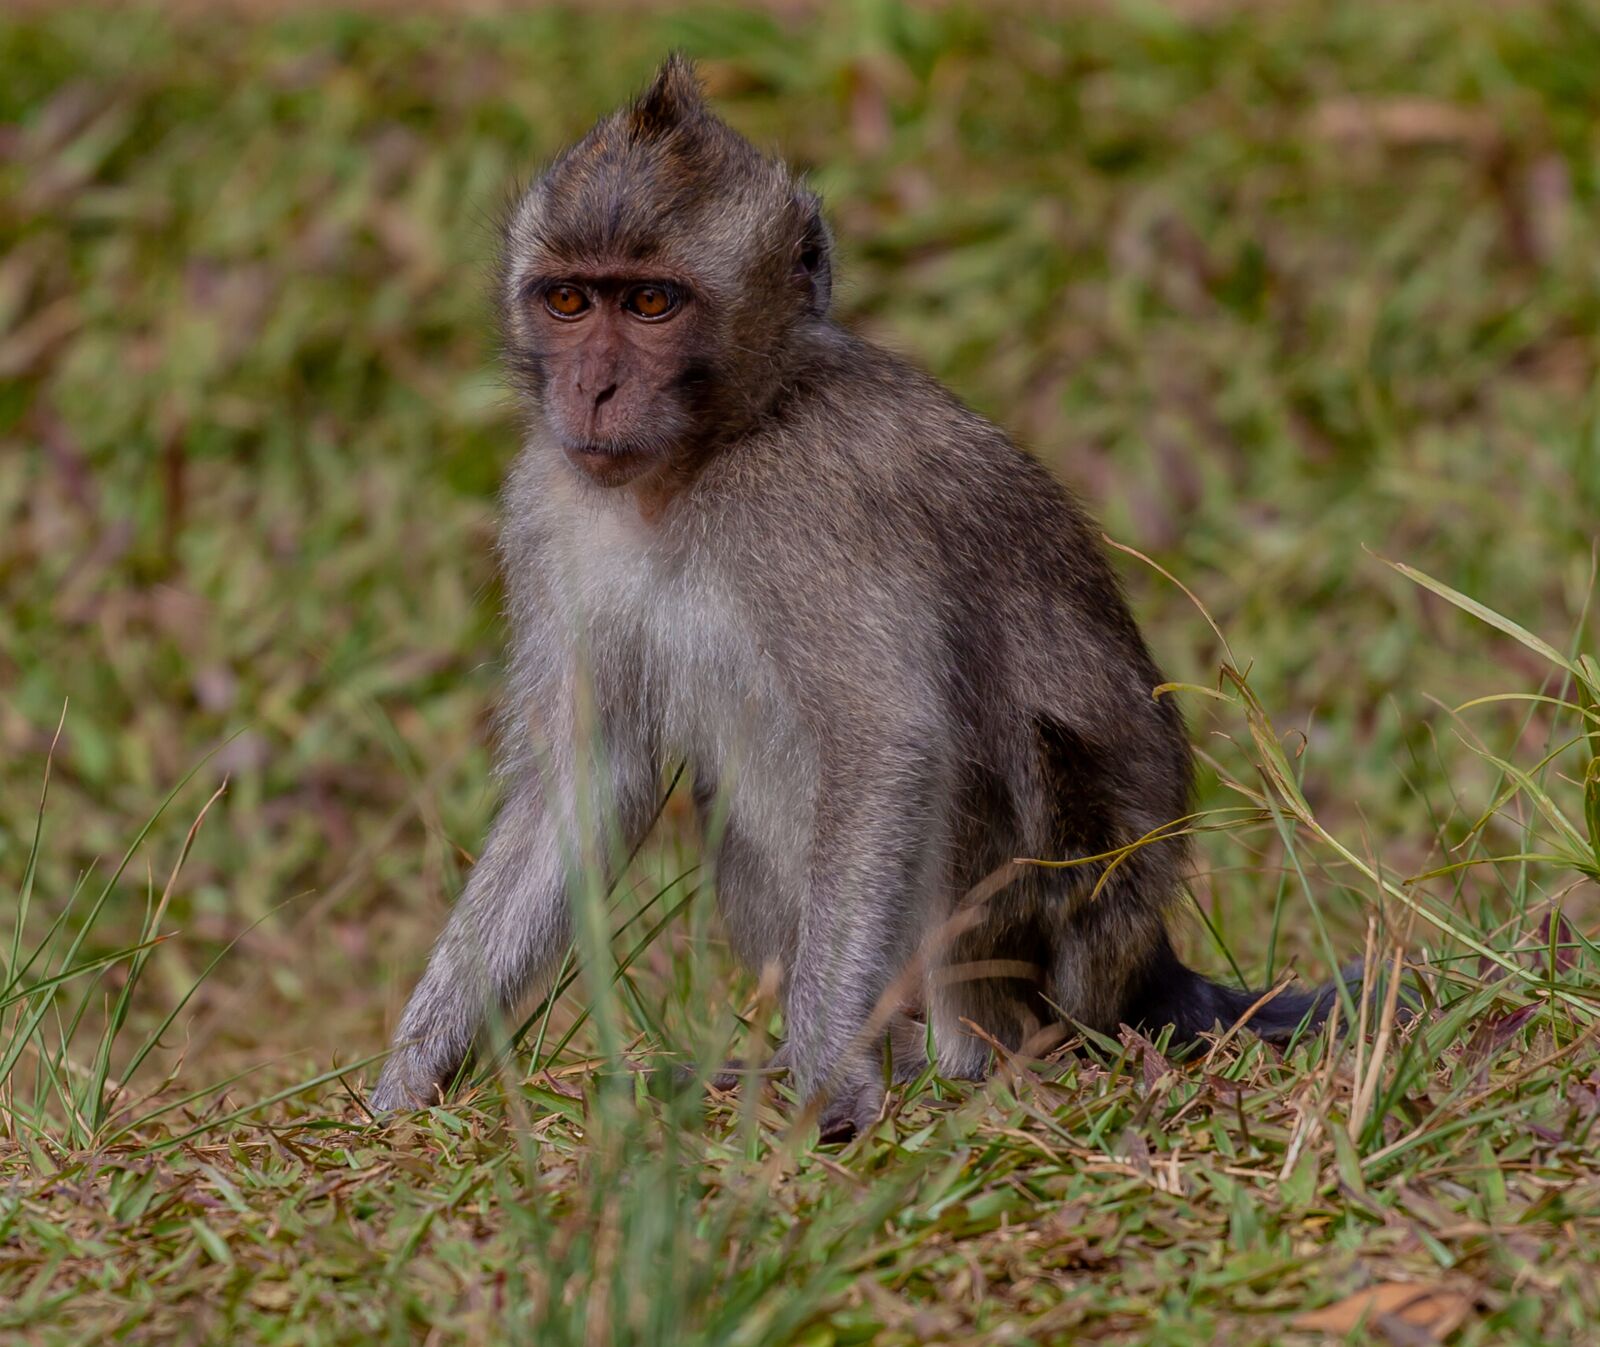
928,906,1055,1080
371,746,656,1113
886,1011,932,1083
1047,875,1171,1037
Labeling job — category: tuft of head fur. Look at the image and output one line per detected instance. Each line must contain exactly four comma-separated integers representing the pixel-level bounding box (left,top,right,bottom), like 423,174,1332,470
503,54,822,288
625,51,707,139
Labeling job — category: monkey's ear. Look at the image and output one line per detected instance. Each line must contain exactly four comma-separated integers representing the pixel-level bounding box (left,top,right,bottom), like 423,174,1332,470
629,52,706,138
793,196,833,316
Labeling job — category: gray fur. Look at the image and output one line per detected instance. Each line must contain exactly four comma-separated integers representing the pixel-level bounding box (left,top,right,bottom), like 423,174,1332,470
372,57,1324,1137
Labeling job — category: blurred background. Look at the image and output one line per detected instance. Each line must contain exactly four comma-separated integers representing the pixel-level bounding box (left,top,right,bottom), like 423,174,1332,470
1,0,1597,1085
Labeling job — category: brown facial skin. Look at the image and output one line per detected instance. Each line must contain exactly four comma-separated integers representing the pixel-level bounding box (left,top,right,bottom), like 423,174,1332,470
519,274,702,488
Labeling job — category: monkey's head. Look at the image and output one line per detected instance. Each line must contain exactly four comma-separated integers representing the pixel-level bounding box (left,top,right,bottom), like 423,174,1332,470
499,54,833,488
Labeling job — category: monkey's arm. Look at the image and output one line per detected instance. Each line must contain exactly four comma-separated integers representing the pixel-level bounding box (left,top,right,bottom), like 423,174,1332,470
370,727,659,1113
783,725,945,1141
370,785,570,1111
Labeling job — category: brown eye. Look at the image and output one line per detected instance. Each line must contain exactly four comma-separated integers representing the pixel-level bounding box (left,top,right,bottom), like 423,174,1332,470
623,284,678,321
544,284,590,319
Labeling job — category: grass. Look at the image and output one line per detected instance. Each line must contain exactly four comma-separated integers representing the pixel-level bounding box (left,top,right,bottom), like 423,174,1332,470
2,0,1600,1341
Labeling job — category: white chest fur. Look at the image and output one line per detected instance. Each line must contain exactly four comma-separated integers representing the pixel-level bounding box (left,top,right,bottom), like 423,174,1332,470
546,505,815,891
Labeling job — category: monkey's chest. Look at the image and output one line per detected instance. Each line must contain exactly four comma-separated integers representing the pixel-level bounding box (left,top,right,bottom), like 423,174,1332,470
578,544,816,820
644,580,782,761
550,515,818,935
624,568,818,945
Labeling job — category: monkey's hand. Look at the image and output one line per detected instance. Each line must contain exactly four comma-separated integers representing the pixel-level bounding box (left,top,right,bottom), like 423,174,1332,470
814,1076,886,1145
368,1046,455,1115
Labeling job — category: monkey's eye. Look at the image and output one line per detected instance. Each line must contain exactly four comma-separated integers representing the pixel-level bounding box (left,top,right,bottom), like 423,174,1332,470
622,284,679,321
544,284,591,319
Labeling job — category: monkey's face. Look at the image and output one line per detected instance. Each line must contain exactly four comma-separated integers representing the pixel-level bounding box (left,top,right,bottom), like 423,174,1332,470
498,55,833,491
513,271,708,487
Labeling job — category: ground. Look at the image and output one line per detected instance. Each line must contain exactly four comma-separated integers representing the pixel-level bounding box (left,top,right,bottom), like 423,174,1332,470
1,2,1599,1343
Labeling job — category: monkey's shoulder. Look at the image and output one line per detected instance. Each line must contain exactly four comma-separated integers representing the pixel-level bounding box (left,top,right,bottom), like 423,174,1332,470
718,328,1095,552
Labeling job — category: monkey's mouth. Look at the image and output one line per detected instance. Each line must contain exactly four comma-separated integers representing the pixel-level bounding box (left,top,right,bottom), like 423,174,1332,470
561,438,659,485
564,437,637,457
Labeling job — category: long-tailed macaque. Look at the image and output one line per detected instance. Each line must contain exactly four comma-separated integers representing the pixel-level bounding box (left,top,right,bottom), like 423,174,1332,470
370,56,1337,1139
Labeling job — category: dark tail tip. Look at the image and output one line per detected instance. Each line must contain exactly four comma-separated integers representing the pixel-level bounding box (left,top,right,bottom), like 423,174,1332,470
1129,938,1367,1046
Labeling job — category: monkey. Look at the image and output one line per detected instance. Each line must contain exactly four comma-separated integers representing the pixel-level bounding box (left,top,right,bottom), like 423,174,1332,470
369,55,1342,1140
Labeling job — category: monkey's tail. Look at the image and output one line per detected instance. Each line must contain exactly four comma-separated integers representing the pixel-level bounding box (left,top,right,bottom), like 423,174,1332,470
1131,935,1368,1045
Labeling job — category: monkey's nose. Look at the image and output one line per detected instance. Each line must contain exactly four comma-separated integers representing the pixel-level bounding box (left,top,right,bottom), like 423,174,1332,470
593,384,618,409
